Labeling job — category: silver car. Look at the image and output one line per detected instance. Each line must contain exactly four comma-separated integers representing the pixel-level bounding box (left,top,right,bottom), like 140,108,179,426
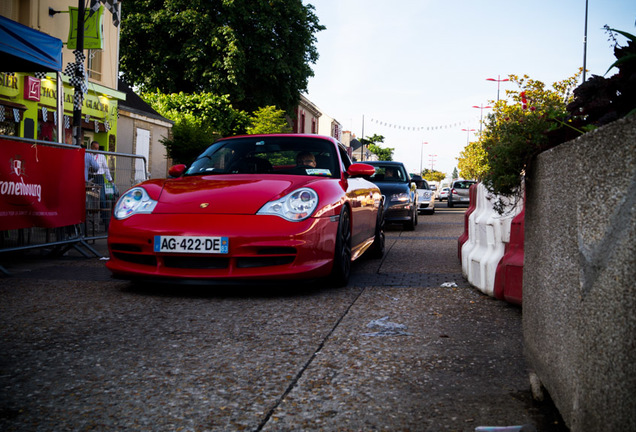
437,187,450,201
412,176,435,214
448,180,476,207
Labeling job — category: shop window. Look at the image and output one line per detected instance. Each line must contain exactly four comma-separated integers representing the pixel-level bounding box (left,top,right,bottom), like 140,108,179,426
0,103,25,137
88,50,102,81
0,121,17,136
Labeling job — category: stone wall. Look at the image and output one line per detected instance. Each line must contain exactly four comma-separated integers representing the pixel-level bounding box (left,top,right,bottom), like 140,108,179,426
523,114,636,431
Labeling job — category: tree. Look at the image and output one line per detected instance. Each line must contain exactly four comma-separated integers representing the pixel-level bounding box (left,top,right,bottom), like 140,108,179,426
452,168,458,180
247,106,292,134
480,72,580,197
143,91,249,164
119,0,325,113
421,169,446,183
362,134,394,161
457,140,487,181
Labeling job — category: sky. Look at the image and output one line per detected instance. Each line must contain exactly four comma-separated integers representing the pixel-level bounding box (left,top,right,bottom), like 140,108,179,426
302,0,635,180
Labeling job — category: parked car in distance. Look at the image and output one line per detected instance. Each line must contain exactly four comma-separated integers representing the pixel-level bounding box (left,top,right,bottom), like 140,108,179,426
106,134,385,287
437,187,450,201
410,174,435,215
448,180,476,207
366,161,417,230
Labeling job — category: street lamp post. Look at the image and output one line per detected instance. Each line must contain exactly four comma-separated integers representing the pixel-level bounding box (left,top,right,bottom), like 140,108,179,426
419,141,428,175
472,104,492,135
486,75,509,101
428,154,438,171
461,128,476,145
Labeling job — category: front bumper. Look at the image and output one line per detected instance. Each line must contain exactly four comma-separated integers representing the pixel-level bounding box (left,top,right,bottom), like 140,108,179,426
384,202,413,222
106,213,338,281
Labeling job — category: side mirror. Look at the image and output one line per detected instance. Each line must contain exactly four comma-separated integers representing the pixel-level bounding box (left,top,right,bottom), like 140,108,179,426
168,164,187,178
347,163,375,177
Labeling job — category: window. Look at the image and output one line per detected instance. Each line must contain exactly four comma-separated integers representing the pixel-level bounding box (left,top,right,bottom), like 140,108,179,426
87,50,102,81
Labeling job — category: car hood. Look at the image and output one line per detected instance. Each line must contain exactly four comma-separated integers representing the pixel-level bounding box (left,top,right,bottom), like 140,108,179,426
151,175,315,215
372,182,410,196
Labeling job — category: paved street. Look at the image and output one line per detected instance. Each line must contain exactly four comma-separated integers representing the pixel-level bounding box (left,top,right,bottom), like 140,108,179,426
0,205,566,431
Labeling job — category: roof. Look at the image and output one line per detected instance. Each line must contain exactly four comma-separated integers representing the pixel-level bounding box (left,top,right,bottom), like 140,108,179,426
117,80,173,124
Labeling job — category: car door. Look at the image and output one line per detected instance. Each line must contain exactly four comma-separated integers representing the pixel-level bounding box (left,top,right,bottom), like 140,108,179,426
338,146,377,247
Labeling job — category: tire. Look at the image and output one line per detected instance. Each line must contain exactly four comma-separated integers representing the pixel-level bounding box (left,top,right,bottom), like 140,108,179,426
330,207,352,286
369,204,385,259
404,207,416,231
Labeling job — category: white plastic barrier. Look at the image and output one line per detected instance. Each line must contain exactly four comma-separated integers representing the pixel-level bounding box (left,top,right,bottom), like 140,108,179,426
461,183,522,296
461,184,486,277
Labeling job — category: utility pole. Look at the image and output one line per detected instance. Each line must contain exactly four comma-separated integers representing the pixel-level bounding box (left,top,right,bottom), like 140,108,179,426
582,0,589,83
360,115,365,161
72,0,85,147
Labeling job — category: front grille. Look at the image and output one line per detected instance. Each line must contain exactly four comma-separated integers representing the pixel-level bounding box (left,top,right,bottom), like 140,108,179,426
163,256,229,269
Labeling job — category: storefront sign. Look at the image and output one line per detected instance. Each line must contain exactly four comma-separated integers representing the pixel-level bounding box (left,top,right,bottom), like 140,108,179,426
0,72,19,97
67,6,104,50
23,76,41,101
0,139,85,230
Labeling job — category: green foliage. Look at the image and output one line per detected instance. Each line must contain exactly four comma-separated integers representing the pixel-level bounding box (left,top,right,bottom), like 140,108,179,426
479,72,580,198
142,91,249,164
469,25,635,215
247,106,292,134
421,169,446,183
120,0,325,113
568,26,636,126
457,141,487,181
368,145,393,161
162,119,219,165
363,134,394,161
452,167,458,180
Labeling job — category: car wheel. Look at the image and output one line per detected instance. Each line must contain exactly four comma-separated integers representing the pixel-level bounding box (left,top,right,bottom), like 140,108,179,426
369,203,385,259
404,207,416,231
330,206,352,286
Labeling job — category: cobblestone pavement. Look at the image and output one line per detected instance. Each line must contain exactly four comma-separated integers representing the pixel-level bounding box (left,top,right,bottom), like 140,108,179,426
0,208,567,431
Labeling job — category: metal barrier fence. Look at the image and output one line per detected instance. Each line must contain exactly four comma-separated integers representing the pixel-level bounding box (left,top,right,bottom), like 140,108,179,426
0,136,148,262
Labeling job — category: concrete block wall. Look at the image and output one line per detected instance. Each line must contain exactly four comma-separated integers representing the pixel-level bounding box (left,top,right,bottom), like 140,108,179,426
523,114,636,431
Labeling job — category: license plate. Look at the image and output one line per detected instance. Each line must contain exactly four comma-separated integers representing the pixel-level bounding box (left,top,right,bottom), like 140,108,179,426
154,236,229,254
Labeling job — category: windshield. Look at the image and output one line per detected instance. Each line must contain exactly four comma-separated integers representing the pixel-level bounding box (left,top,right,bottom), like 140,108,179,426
368,164,408,183
453,181,476,189
185,137,340,178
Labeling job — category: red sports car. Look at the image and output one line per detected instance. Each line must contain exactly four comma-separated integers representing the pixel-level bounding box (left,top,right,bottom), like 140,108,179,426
106,134,385,286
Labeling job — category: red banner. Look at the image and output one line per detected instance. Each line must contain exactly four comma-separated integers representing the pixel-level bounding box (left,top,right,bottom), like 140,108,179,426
0,138,85,230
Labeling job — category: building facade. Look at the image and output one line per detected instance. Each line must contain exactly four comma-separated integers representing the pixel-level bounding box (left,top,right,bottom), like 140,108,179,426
318,112,343,141
0,0,124,150
292,94,321,134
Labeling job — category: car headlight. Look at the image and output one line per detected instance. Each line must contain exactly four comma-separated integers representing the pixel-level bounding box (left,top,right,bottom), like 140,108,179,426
257,187,318,221
113,187,158,220
390,192,410,202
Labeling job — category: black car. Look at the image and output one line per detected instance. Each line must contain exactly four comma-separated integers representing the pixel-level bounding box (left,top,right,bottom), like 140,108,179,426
365,161,418,230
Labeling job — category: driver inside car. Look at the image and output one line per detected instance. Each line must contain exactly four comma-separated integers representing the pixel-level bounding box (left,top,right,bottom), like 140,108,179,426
296,151,316,167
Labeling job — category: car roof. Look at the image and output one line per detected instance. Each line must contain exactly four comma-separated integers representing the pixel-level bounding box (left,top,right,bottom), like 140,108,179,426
366,161,405,166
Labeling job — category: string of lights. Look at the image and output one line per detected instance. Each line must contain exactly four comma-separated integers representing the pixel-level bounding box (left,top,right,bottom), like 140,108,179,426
368,117,473,132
